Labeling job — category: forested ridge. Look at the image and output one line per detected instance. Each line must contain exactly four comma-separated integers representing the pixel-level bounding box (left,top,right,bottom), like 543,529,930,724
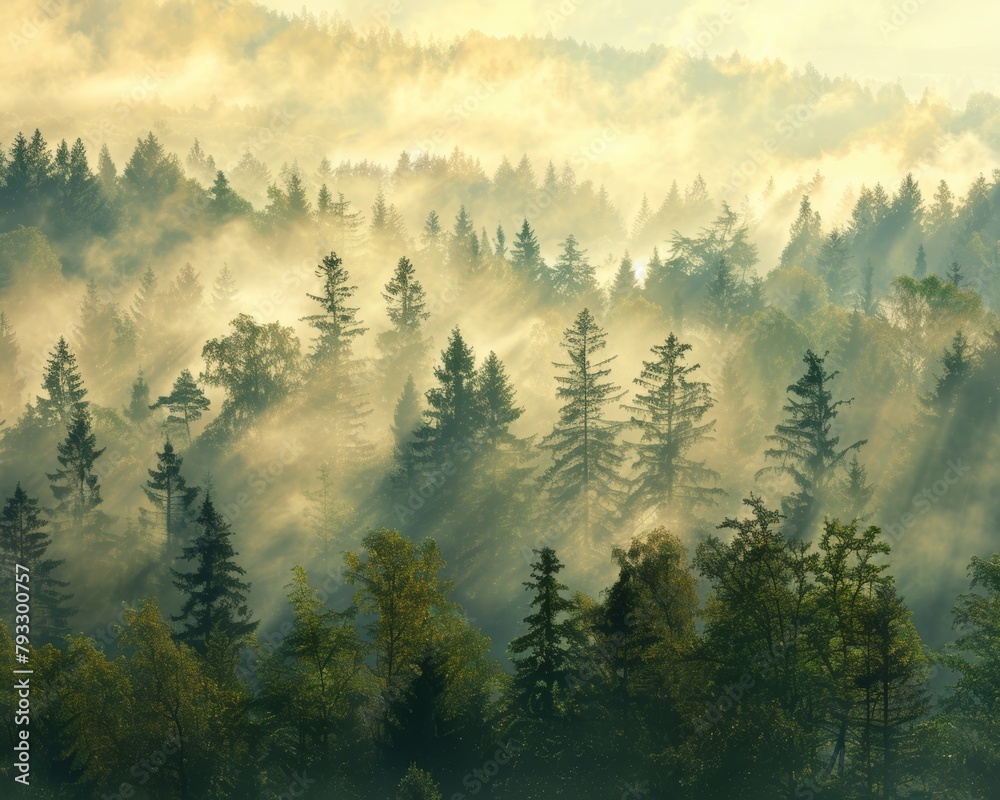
1,89,1000,798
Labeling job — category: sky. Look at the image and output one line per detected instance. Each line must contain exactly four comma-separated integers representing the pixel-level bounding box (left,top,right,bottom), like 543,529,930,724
263,0,1000,104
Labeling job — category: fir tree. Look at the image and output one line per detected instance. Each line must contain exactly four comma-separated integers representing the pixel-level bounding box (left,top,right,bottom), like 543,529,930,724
913,244,928,279
550,234,595,301
0,484,73,640
624,333,723,518
302,252,367,363
946,260,964,288
818,227,853,301
144,439,200,548
47,406,105,523
509,547,577,718
608,251,638,309
448,205,478,270
208,171,252,219
171,494,257,654
923,330,973,415
421,210,445,259
511,219,547,285
758,350,867,532
150,369,211,445
36,337,87,427
493,224,508,259
390,376,422,491
211,264,238,314
780,195,823,270
412,328,480,470
125,369,151,424
540,309,627,541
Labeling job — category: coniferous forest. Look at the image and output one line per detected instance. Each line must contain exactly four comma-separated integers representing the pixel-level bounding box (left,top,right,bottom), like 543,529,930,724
4,1,1000,798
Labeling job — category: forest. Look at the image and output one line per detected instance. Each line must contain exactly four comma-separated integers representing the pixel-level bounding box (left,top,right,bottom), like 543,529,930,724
2,2,1000,799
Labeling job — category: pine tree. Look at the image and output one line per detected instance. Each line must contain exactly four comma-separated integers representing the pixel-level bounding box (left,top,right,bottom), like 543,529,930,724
97,143,118,199
208,171,252,220
316,183,333,216
36,337,87,427
838,453,875,520
861,258,878,317
510,219,547,285
631,194,653,240
509,547,577,718
170,263,203,308
448,205,478,270
125,369,151,423
171,494,257,653
608,251,638,309
913,244,927,279
150,369,211,445
390,376,422,491
540,309,627,541
550,234,595,302
304,464,350,573
302,252,367,363
780,195,823,270
144,439,200,548
758,350,867,532
0,484,73,640
412,328,480,470
47,406,105,523
211,264,238,314
493,224,508,259
624,333,723,518
946,260,964,288
379,257,430,371
370,189,408,250
421,210,445,259
923,330,973,415
132,265,159,346
818,227,853,301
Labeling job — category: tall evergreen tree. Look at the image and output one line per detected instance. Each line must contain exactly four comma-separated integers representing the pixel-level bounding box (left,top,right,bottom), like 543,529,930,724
411,328,480,470
47,406,105,523
913,244,928,279
171,494,257,654
509,546,577,719
608,251,638,309
624,333,723,518
0,484,73,640
125,369,151,424
540,309,627,541
150,369,211,445
780,195,823,270
818,227,853,301
510,219,547,286
36,337,87,427
550,234,595,301
378,257,430,376
0,312,25,422
758,350,867,531
448,205,478,270
923,330,973,415
144,439,200,548
302,252,367,363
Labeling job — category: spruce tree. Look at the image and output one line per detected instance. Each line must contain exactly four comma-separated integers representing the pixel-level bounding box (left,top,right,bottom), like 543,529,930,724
946,260,964,288
448,205,478,270
144,439,200,548
509,546,577,718
0,484,73,640
420,210,445,260
758,350,867,531
390,376,422,491
608,251,638,309
510,219,547,286
412,328,480,470
378,257,430,380
780,195,823,270
171,494,257,653
550,234,595,301
150,369,211,445
540,309,627,541
818,227,852,301
36,337,87,427
624,333,723,518
47,406,105,523
303,252,367,363
125,369,151,424
211,264,238,314
913,244,927,279
923,330,973,415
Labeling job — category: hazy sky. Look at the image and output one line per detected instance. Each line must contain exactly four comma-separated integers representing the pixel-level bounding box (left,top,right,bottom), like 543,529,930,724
263,0,1000,103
